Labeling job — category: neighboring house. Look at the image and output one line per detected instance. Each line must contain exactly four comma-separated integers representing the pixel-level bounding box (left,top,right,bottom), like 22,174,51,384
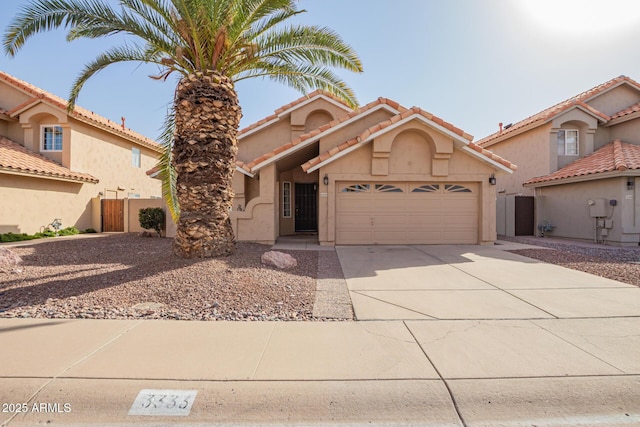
478,75,640,246
226,91,516,245
0,71,162,235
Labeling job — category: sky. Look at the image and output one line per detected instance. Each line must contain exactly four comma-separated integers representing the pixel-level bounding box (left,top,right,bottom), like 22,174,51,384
2,0,640,142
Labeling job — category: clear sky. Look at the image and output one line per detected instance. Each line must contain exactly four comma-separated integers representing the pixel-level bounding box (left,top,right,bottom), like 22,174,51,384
2,0,640,142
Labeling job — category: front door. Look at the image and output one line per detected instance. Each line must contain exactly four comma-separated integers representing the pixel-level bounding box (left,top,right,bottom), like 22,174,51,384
295,183,318,232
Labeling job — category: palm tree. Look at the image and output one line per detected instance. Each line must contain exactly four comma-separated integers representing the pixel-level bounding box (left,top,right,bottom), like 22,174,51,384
4,0,362,258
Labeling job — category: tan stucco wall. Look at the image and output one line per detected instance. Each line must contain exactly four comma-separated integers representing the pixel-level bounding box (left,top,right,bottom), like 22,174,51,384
69,122,160,199
0,80,161,235
127,198,164,233
488,124,552,196
237,98,351,163
317,126,498,246
0,174,92,234
586,85,640,116
609,118,640,146
534,177,640,245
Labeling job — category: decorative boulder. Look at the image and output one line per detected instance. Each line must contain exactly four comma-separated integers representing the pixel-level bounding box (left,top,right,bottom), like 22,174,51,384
0,247,22,270
261,251,297,269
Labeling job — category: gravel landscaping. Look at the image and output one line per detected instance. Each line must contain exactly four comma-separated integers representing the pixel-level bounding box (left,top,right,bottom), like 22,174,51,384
0,234,320,321
503,236,640,287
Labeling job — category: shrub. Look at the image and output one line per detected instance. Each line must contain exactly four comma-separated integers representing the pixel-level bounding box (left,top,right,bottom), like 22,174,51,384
58,226,80,236
34,229,56,239
139,208,165,235
82,228,97,234
0,232,37,242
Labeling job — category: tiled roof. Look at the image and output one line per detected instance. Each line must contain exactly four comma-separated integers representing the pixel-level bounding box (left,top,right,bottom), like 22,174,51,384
302,107,516,172
609,101,640,120
524,140,640,185
0,136,98,183
0,71,162,153
243,97,405,171
238,90,354,137
478,75,640,147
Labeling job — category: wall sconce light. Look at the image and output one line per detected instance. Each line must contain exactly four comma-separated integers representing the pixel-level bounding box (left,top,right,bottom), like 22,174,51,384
628,177,635,190
489,174,496,186
323,174,329,185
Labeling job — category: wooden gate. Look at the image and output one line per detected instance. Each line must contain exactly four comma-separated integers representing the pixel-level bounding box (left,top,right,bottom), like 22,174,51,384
101,199,124,232
515,196,534,236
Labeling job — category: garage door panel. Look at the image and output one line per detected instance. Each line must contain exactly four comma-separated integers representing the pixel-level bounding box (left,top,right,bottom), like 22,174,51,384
337,214,372,228
336,182,478,245
372,230,409,244
372,214,409,227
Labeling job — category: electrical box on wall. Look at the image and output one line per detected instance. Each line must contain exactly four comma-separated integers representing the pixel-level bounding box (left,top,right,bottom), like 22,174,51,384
589,198,608,217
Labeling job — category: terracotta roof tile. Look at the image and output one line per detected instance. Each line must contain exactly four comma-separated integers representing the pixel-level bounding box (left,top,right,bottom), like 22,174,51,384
242,97,407,171
238,90,355,136
610,101,640,120
301,110,513,172
0,71,161,153
524,140,640,185
478,76,639,147
0,136,98,183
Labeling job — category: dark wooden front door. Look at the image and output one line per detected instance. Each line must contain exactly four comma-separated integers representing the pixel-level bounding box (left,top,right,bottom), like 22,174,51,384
101,199,124,232
295,183,318,232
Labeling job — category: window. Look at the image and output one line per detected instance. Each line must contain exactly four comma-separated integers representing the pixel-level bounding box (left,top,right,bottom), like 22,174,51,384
282,182,291,218
41,125,63,151
375,184,403,193
132,147,141,168
341,184,370,193
412,184,440,193
445,184,472,193
557,129,578,155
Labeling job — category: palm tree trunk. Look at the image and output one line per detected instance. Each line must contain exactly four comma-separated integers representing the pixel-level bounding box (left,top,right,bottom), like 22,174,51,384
172,71,241,258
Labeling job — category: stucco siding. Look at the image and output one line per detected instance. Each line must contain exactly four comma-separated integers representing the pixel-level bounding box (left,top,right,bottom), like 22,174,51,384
586,85,640,116
0,174,94,234
535,178,625,243
489,124,552,196
69,123,160,199
609,118,640,146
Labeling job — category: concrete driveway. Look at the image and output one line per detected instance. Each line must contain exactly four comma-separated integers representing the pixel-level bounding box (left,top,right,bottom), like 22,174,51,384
336,242,640,320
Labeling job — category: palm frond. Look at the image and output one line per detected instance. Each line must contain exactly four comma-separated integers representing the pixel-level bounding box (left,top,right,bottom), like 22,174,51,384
156,104,180,222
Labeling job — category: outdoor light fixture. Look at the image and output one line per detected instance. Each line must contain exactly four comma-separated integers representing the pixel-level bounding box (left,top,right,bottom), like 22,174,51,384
323,174,329,185
628,177,635,190
489,174,496,185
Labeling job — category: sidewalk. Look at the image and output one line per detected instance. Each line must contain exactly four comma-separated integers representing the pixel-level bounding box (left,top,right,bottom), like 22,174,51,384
1,240,640,425
1,316,639,426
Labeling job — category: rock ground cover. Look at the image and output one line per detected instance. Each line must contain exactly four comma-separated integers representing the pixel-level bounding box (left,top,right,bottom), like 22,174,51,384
0,234,318,321
504,236,640,287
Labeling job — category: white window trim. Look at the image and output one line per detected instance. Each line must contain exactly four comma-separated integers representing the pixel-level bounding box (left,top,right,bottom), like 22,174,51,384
282,181,292,218
131,147,141,168
558,129,579,156
40,124,63,152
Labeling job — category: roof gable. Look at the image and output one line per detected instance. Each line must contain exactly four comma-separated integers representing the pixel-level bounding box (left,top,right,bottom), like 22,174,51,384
239,97,404,172
302,107,516,174
238,90,354,139
524,140,640,186
478,76,640,147
0,136,98,183
0,71,161,153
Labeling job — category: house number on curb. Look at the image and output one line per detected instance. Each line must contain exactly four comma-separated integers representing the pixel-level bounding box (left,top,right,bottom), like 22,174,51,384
128,389,197,416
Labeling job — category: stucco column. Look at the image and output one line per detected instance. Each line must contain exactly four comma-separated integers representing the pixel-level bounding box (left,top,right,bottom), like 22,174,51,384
20,123,34,151
585,128,595,156
549,130,559,172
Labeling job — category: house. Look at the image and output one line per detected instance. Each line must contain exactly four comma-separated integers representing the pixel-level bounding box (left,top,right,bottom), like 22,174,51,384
0,70,162,235
478,75,640,246
226,91,516,245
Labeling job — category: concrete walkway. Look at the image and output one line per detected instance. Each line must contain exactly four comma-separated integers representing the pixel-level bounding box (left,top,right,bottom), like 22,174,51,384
1,242,639,426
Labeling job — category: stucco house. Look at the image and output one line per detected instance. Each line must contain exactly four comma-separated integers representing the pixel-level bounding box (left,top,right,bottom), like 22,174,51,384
0,71,162,235
478,75,640,246
226,91,516,246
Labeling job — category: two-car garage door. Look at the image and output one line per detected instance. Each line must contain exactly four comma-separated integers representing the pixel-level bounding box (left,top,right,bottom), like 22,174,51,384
336,182,478,245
